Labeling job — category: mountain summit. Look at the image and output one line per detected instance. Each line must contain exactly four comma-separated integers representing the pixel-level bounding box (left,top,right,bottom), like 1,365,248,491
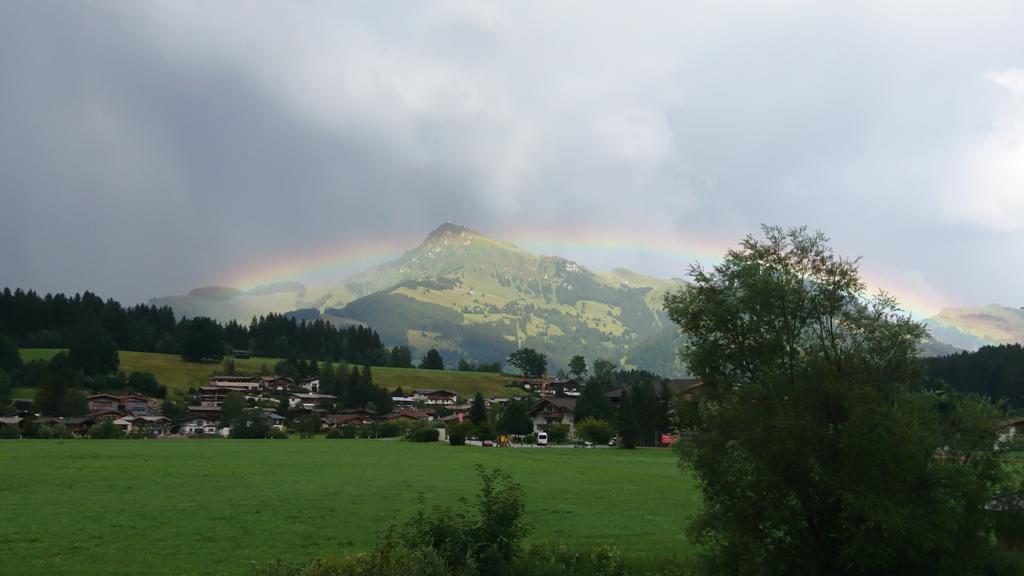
151,224,687,375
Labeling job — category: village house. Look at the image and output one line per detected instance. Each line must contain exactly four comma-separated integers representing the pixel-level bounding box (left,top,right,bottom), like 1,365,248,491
412,389,458,406
260,375,296,392
289,392,337,411
321,413,368,429
529,397,577,435
86,394,155,416
544,378,581,397
186,405,222,420
294,377,319,392
0,415,24,434
178,414,222,436
381,408,434,423
113,415,172,437
196,386,232,407
998,416,1024,445
209,376,263,395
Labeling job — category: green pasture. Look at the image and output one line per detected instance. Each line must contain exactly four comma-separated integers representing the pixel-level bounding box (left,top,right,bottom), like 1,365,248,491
0,440,699,576
18,349,521,400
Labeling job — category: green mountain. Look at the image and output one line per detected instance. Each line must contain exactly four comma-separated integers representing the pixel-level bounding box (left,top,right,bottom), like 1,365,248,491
152,223,973,373
152,224,688,374
320,224,686,373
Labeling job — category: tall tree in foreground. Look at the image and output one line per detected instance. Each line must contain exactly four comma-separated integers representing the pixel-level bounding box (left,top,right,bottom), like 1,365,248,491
664,226,1012,575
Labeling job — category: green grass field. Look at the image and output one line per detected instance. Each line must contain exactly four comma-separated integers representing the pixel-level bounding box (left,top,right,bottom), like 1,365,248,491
18,349,521,400
0,440,700,576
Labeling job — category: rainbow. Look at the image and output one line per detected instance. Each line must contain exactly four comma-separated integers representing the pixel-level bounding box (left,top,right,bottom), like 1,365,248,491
222,224,952,319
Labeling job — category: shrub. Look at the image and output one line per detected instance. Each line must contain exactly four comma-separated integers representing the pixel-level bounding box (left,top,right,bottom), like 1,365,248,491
340,425,358,439
474,421,495,442
547,424,569,445
378,422,402,438
268,428,289,440
89,420,122,439
409,427,440,443
524,433,537,445
447,422,470,446
325,427,345,439
0,424,20,439
575,418,615,445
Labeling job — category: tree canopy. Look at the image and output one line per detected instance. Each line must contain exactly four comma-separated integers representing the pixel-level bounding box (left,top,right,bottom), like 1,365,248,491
664,225,1012,575
507,348,547,378
419,348,445,370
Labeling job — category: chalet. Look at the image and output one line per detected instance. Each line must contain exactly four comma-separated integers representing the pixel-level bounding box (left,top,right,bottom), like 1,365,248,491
381,408,434,423
196,386,233,407
392,395,417,407
261,376,296,392
62,416,93,437
412,389,458,406
321,413,368,429
113,415,172,437
339,408,378,419
999,416,1024,445
0,416,24,434
209,376,262,395
178,415,221,435
264,411,286,429
295,377,319,392
289,393,337,411
86,394,154,416
186,405,222,420
606,379,703,408
529,397,577,435
545,378,581,397
59,411,123,436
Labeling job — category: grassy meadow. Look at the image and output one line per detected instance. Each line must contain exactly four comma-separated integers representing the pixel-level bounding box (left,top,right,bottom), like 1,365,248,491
0,440,700,576
18,349,522,400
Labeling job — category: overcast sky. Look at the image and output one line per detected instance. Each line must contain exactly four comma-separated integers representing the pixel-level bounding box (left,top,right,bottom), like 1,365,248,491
2,1,1023,316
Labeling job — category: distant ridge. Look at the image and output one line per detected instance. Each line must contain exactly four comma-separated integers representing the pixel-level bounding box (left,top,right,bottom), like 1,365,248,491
152,223,978,373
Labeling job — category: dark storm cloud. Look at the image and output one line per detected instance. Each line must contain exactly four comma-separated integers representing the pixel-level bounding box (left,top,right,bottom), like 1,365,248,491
1,1,1023,312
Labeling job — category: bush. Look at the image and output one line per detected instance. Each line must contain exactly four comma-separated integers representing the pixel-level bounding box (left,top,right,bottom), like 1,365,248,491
35,424,69,440
409,427,440,443
547,424,569,445
474,421,495,442
89,420,122,439
378,422,403,438
447,422,470,446
0,424,20,439
268,428,289,440
524,433,537,445
325,427,346,439
340,425,358,439
575,418,615,445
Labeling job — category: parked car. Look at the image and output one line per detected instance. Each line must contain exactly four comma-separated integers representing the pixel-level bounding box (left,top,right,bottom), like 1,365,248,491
482,439,494,447
537,432,548,446
607,438,617,447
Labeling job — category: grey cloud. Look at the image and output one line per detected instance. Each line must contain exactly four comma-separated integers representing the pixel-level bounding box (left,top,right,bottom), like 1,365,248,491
1,1,1023,312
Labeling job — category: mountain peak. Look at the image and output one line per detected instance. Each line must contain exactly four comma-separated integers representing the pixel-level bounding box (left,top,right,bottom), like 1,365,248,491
423,222,477,244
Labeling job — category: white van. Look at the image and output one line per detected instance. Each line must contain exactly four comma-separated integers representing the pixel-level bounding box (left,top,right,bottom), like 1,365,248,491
536,431,548,446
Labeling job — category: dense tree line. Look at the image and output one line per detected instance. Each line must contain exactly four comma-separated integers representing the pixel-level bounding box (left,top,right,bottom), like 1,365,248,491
0,287,397,366
0,288,176,351
927,344,1024,408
